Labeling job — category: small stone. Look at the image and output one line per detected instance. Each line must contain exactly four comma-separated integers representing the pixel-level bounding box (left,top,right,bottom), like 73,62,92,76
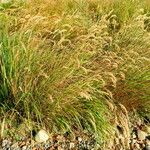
114,138,120,145
76,136,82,142
35,129,49,143
44,142,52,149
2,139,11,149
131,139,137,144
132,133,137,139
2,139,9,147
137,130,147,141
69,142,75,149
56,135,64,142
134,143,140,149
57,145,62,150
136,118,142,127
78,137,82,142
22,145,27,150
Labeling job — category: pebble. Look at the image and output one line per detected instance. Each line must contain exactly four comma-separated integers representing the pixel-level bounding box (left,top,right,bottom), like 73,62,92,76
2,140,9,147
134,143,141,149
132,133,137,139
22,145,27,150
69,142,75,149
77,137,82,142
137,130,147,141
35,129,49,143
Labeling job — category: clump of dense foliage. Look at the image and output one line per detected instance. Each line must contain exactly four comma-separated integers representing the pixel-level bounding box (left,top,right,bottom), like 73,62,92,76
0,0,150,142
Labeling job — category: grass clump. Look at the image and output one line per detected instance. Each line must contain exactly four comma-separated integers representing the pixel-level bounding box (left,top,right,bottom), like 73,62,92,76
0,2,111,142
0,0,150,144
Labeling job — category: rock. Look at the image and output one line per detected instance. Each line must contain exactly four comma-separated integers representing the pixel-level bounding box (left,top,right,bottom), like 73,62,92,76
22,145,27,150
35,129,49,143
137,130,147,141
2,139,9,147
76,137,82,142
69,142,75,149
134,143,141,149
132,133,137,139
131,139,137,144
136,118,142,127
2,139,11,149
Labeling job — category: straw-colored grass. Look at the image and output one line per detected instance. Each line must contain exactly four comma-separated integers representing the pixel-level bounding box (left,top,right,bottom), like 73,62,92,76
0,0,150,143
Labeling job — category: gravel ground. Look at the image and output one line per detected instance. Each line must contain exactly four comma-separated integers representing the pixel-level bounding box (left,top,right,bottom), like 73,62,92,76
0,133,96,150
129,125,150,150
0,117,150,150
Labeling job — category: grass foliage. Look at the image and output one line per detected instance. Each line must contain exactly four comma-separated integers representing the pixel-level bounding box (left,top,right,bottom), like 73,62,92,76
0,0,150,142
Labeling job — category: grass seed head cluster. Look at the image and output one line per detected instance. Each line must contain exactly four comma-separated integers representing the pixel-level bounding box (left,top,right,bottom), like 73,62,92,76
0,0,150,142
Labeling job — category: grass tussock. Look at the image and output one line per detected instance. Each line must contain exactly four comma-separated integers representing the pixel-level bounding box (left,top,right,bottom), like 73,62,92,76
0,0,150,143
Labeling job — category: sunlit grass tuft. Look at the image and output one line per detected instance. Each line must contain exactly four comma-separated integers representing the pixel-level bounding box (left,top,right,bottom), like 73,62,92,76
0,0,150,144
